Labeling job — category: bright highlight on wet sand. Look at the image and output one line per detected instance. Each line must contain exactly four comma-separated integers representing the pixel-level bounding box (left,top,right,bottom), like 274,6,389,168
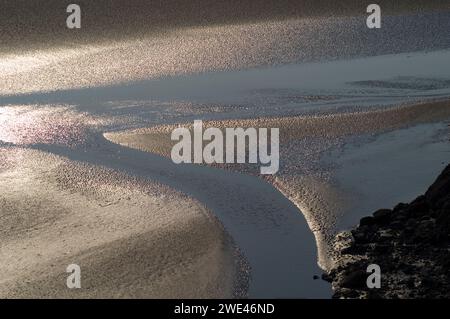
1,0,450,300
170,120,279,174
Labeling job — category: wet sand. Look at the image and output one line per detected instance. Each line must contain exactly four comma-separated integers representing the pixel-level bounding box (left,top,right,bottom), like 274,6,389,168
1,4,450,299
2,11,450,96
105,100,450,270
0,147,238,298
2,0,448,54
0,104,331,298
105,100,450,152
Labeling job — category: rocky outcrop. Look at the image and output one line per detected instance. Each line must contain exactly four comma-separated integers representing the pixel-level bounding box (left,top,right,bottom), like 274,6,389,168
325,164,450,298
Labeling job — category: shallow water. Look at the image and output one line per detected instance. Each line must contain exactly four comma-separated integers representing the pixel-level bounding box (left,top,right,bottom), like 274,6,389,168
329,122,450,230
1,9,450,298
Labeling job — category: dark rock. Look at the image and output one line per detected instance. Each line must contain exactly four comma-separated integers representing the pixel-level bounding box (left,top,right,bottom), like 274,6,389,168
373,209,392,223
393,202,408,212
406,278,415,288
328,164,450,299
405,219,416,227
332,289,360,299
400,263,415,275
367,290,383,299
425,164,450,207
340,269,367,289
352,230,371,244
313,275,320,280
442,200,450,210
438,254,450,269
321,273,333,283
408,196,430,215
341,244,368,255
390,221,404,230
392,212,407,221
360,216,375,226
420,277,440,289
373,244,390,254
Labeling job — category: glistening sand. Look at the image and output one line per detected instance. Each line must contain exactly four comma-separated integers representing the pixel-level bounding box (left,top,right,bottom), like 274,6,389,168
105,100,450,270
1,6,450,298
0,147,240,298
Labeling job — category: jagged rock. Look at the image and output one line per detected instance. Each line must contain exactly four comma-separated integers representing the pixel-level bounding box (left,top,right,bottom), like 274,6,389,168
372,209,392,223
340,269,367,289
321,273,333,283
393,202,408,212
359,216,375,226
327,164,450,299
425,165,450,207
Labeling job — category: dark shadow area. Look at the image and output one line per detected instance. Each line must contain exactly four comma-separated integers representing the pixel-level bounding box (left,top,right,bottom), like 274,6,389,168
1,0,449,54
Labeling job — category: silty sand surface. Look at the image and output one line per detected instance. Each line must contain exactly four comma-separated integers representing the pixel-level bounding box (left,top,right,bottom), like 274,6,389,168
0,104,328,298
1,2,450,298
2,0,448,54
105,100,450,270
0,147,242,298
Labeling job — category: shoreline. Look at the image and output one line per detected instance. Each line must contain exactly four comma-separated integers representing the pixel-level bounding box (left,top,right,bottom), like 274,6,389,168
324,164,450,298
2,1,450,300
104,99,450,271
0,147,243,298
35,134,331,298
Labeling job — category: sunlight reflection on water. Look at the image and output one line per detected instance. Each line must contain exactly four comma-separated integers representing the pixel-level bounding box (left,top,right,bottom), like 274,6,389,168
0,105,92,146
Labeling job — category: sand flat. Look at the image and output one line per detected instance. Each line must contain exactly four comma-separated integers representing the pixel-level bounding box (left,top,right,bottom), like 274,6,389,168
104,100,450,158
0,147,236,298
104,100,450,270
